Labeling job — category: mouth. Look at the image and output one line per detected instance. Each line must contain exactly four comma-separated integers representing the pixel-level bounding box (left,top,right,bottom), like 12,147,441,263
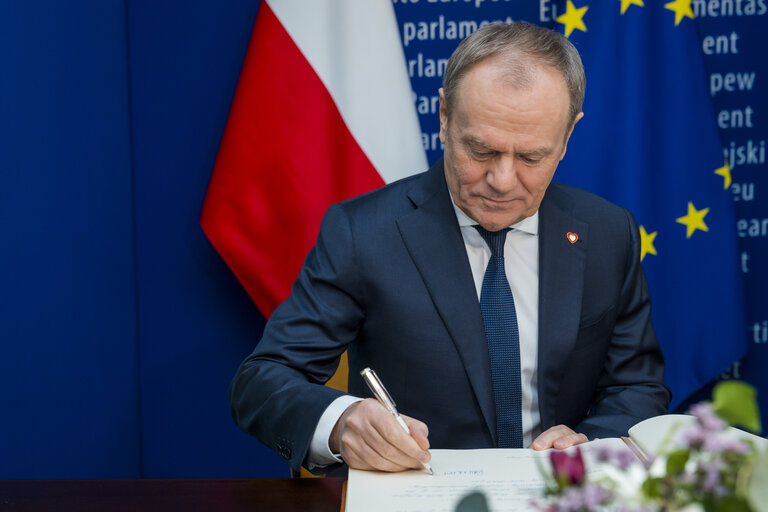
482,197,516,207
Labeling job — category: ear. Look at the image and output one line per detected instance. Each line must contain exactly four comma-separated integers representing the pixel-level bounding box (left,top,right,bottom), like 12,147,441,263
559,111,584,161
438,88,448,144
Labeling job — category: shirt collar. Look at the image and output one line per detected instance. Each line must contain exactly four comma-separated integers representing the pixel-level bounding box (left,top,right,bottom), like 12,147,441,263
449,191,539,235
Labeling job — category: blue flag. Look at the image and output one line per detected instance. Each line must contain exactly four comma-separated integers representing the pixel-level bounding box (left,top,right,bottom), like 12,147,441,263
551,0,746,409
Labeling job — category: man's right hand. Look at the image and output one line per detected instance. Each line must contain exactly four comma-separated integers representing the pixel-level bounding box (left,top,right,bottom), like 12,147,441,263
329,398,431,472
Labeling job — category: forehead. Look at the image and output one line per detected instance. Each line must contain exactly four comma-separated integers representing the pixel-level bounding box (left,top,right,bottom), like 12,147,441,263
451,57,571,145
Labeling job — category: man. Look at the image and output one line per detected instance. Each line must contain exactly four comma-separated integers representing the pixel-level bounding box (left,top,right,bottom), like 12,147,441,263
230,22,670,475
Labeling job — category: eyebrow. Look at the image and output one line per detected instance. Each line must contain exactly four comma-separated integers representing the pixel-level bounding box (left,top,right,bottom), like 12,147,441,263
462,136,498,152
517,146,555,159
462,136,555,158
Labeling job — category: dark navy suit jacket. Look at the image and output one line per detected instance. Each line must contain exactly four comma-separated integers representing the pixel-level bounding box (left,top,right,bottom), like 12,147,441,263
230,160,671,471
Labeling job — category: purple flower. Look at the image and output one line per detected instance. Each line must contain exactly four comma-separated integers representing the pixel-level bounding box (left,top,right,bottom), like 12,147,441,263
701,460,725,493
682,471,697,484
550,447,586,487
689,403,725,432
555,488,585,512
554,484,612,511
702,435,750,454
614,447,637,470
593,444,637,470
616,506,656,512
680,425,708,450
582,483,613,508
594,445,612,463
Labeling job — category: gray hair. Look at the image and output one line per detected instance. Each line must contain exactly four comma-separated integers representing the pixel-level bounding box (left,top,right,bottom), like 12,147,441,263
443,22,586,129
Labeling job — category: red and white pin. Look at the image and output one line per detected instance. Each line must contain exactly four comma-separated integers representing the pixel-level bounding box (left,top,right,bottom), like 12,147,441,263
567,232,579,244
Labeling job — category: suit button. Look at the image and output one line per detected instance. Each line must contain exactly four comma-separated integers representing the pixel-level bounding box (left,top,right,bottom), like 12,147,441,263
277,443,291,460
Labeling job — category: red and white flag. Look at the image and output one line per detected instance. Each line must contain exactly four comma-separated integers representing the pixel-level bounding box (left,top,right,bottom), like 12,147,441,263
201,0,426,317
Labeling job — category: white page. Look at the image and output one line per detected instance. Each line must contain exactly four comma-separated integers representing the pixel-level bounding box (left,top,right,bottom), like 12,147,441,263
345,438,628,512
626,413,694,459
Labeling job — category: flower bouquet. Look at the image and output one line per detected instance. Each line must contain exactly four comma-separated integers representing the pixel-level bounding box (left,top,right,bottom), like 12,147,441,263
535,381,768,512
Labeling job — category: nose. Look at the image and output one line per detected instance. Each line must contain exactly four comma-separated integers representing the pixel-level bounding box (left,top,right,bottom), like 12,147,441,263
485,155,518,195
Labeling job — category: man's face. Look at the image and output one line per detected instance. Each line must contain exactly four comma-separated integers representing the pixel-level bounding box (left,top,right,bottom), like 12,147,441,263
439,57,582,231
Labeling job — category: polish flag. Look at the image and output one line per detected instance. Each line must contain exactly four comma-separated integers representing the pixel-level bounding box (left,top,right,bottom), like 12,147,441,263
201,0,427,318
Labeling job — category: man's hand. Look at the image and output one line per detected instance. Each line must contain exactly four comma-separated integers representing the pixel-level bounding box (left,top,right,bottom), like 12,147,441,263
329,398,431,471
530,424,588,450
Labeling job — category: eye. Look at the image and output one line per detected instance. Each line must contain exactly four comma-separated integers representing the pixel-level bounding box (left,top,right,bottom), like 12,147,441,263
469,146,496,160
519,155,542,166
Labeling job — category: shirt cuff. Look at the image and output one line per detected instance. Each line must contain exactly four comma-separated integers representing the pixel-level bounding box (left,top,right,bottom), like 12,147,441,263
307,394,364,470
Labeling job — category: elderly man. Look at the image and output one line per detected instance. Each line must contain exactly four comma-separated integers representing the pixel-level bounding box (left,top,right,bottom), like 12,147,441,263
230,22,670,475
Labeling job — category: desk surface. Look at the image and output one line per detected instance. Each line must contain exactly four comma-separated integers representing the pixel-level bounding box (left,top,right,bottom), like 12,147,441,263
0,478,345,512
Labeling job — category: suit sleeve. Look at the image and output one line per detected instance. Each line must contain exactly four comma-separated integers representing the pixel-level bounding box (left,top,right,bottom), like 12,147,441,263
229,203,363,471
574,208,671,439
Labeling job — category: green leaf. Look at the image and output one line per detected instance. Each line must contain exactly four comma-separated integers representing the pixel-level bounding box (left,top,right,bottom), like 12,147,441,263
666,450,690,476
712,495,753,512
641,477,661,498
713,381,762,433
555,473,568,491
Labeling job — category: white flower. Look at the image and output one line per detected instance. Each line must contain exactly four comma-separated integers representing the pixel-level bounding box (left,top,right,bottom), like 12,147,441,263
647,456,666,479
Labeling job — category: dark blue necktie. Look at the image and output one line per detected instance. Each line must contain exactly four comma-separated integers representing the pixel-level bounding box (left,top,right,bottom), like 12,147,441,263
474,225,523,448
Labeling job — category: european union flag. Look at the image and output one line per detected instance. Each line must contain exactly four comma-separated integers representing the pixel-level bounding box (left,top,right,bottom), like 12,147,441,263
551,0,746,409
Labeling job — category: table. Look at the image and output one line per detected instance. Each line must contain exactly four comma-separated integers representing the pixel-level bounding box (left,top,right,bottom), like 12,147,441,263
0,478,345,512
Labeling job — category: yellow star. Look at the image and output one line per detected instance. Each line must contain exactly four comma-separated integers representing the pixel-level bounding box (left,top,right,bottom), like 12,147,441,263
714,161,731,190
620,0,644,15
557,0,589,38
676,202,710,238
664,0,695,25
639,225,657,261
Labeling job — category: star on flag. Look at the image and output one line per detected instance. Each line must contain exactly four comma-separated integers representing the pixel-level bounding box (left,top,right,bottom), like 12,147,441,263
620,0,644,15
639,226,657,261
676,202,710,238
714,161,732,190
664,0,695,25
556,0,589,37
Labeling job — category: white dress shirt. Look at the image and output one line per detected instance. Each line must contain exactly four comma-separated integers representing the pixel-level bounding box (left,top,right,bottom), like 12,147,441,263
306,203,541,469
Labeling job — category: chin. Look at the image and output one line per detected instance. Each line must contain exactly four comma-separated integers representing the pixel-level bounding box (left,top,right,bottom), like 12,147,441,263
476,217,511,232
476,210,521,229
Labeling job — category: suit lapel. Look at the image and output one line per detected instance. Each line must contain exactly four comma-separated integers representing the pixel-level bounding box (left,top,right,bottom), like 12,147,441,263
537,184,588,429
396,162,497,443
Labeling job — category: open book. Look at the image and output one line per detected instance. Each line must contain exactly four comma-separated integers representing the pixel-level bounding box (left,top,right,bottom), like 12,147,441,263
345,414,766,512
624,413,766,466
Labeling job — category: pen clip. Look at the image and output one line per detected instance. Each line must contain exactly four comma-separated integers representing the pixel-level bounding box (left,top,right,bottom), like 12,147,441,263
360,368,397,410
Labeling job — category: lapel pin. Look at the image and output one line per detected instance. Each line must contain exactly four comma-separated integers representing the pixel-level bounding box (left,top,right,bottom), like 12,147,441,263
567,232,578,244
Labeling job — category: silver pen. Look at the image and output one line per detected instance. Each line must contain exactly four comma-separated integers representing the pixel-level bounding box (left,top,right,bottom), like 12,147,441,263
360,367,434,475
